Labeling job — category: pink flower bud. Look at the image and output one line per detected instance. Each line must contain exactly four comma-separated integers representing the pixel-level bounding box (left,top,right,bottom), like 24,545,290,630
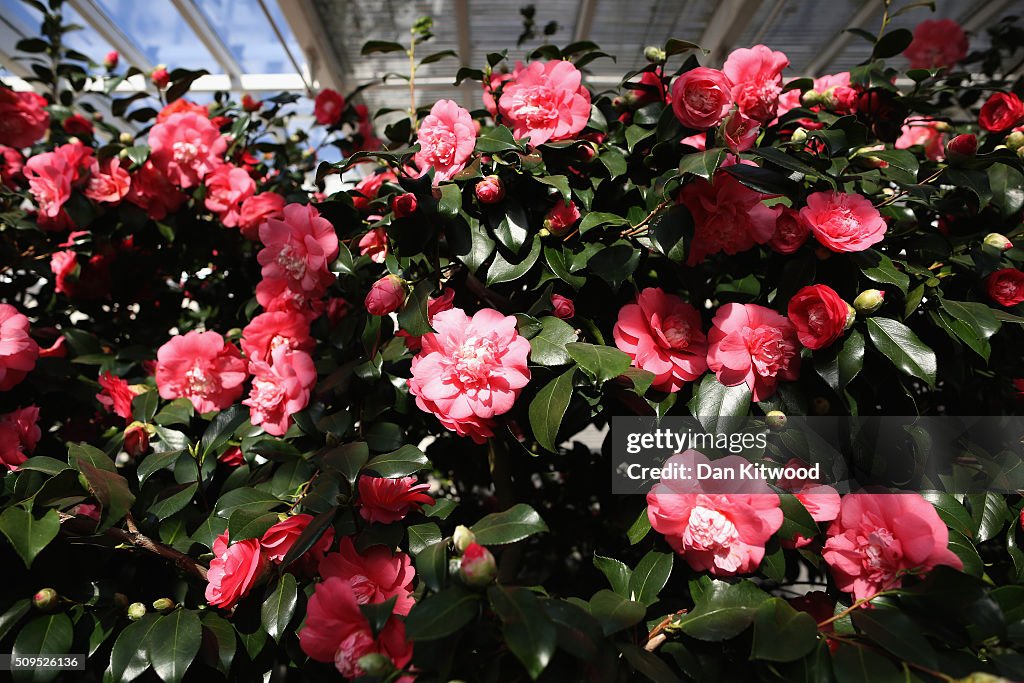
241,94,262,113
123,422,150,457
459,542,497,587
544,200,581,237
151,66,169,89
475,175,505,204
984,233,1013,251
945,133,977,162
365,275,407,316
104,51,119,70
392,192,418,218
551,294,575,319
33,588,58,611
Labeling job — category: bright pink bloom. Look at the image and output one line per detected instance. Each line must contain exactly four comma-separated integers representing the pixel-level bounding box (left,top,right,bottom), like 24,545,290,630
895,118,946,161
365,275,407,316
987,268,1024,307
204,165,255,228
314,89,345,125
482,62,524,117
238,192,286,241
475,175,505,203
613,288,707,393
358,227,388,263
723,45,789,123
104,51,119,70
255,276,325,318
357,475,434,525
408,308,531,443
392,192,418,217
243,346,317,436
707,303,800,402
0,304,39,391
299,575,412,677
151,67,170,89
24,144,92,228
787,284,851,350
126,161,187,221
460,542,497,586
96,372,138,421
647,450,783,576
260,513,335,574
0,406,40,471
823,493,963,600
414,99,476,183
768,206,809,254
84,157,130,204
904,19,968,70
0,89,49,149
800,191,886,253
257,203,339,295
351,170,397,212
205,531,268,609
551,294,575,319
319,537,417,616
155,331,248,413
498,60,592,145
777,459,841,548
241,310,313,364
148,111,227,188
678,172,777,265
720,110,760,152
544,199,581,235
670,67,732,129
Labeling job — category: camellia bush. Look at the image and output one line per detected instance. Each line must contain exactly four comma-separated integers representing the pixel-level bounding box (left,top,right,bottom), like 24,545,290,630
3,0,1024,680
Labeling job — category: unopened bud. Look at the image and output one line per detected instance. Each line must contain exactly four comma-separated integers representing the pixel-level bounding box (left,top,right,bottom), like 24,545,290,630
945,133,978,163
643,46,666,63
1006,131,1024,151
791,127,808,143
766,411,787,431
475,175,505,204
853,289,885,314
124,421,150,457
127,602,147,620
356,653,394,676
801,90,824,107
364,274,408,316
118,132,134,145
150,65,169,89
845,303,857,330
459,542,497,587
33,588,59,611
453,525,476,552
984,233,1013,251
152,598,175,612
104,50,119,71
392,192,418,218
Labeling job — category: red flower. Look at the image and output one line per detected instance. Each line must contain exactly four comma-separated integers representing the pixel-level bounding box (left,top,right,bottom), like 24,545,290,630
670,67,732,129
904,19,968,70
205,532,267,609
987,268,1024,307
0,89,50,149
768,206,809,254
979,92,1024,133
237,191,285,241
96,372,138,421
392,192,418,218
260,513,335,574
357,475,434,525
787,285,851,350
314,89,345,125
62,114,93,136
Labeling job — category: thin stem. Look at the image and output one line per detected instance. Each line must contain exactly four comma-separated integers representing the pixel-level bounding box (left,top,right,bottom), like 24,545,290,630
876,0,893,41
408,36,417,128
621,197,673,237
817,589,895,627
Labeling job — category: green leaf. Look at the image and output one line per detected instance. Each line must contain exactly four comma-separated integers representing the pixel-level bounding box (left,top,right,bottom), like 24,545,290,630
131,391,159,423
627,507,652,545
200,405,249,458
535,175,571,202
148,482,198,522
68,442,116,473
750,598,818,662
471,503,549,545
147,609,202,683
814,329,865,392
867,149,919,185
966,492,1009,543
476,125,521,153
212,487,282,519
566,342,632,384
921,491,975,538
320,442,368,484
363,444,430,478
851,608,938,669
199,613,236,676
261,574,298,641
872,28,913,58
488,586,557,680
0,507,60,568
0,599,30,642
529,316,578,366
687,374,751,433
675,579,770,641
593,554,632,596
619,642,685,683
589,242,641,290
408,523,442,555
362,40,406,55
650,205,691,262
78,460,135,531
437,182,461,218
137,449,185,485
397,279,436,337
280,507,337,570
108,613,160,682
939,299,1001,342
488,236,541,285
227,506,278,541
419,49,458,65
855,250,908,295
778,493,818,542
415,540,447,592
832,642,903,683
403,585,479,640
628,551,673,606
588,590,646,635
12,614,73,683
679,148,727,180
866,317,937,387
578,211,629,234
494,200,530,252
529,368,576,452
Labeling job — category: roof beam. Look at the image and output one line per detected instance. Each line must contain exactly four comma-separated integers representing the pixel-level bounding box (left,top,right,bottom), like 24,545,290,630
573,0,599,42
804,0,883,76
255,0,313,95
66,0,154,72
275,0,346,92
169,0,243,89
698,0,764,67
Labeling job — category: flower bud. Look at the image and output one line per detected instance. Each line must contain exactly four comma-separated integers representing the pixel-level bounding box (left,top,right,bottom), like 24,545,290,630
790,127,808,143
151,65,169,89
392,192,418,218
364,274,407,316
123,422,150,457
551,294,575,319
152,598,175,612
801,90,824,107
118,132,134,145
241,93,262,112
984,233,1013,251
33,588,59,611
853,289,885,314
1006,131,1024,151
459,543,497,587
453,525,476,552
475,175,505,204
543,200,581,237
643,46,666,63
945,133,978,163
356,653,395,676
104,50,119,70
576,143,597,163
845,303,857,330
766,411,787,431
127,602,147,620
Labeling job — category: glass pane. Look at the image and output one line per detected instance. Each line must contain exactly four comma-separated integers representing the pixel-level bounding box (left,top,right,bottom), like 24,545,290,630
196,0,301,74
1,0,116,65
96,0,223,73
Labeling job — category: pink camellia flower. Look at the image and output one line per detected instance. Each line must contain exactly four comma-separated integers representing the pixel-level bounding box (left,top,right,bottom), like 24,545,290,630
0,304,40,392
987,268,1024,307
156,99,209,123
357,475,434,525
365,275,407,316
498,60,592,145
707,303,800,401
151,66,170,89
255,276,325,319
358,227,388,263
123,423,149,457
0,89,49,149
414,99,476,183
155,330,248,413
243,346,317,436
779,72,859,121
631,70,668,106
260,513,335,574
544,199,581,236
238,192,285,241
979,92,1024,133
351,169,397,212
723,45,789,123
0,146,24,188
24,144,93,228
398,287,456,351
258,203,339,295
768,206,809,254
49,250,77,295
126,161,187,221
475,175,505,204
204,165,255,228
84,157,131,204
895,118,946,161
670,67,733,129
0,406,40,471
148,111,227,188
241,310,313,364
823,493,963,600
314,89,345,125
787,284,852,350
551,294,575,319
945,133,978,162
613,287,707,393
205,531,268,609
720,110,760,153
800,191,887,253
678,172,777,265
96,372,139,421
904,19,968,70
482,61,525,116
299,575,413,678
408,307,531,443
776,458,841,548
320,537,417,615
648,450,783,576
